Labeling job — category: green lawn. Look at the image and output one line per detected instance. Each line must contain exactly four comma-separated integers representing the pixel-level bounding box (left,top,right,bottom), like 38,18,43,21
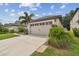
32,37,79,56
0,33,18,40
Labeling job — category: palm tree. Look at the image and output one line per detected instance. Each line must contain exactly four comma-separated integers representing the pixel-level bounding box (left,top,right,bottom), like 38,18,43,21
19,12,34,34
19,12,34,25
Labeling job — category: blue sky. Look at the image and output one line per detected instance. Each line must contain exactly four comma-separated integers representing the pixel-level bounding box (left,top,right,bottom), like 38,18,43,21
0,3,79,24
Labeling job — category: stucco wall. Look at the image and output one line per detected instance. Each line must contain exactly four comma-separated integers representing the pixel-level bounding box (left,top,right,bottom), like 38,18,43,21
6,26,18,32
70,10,79,31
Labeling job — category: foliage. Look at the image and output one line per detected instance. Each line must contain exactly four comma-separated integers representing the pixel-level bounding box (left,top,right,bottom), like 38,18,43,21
32,37,79,56
18,25,25,33
73,28,79,37
0,22,3,26
19,12,34,25
67,31,75,37
48,26,73,49
9,29,15,33
62,10,75,30
32,48,54,56
0,26,9,34
0,33,18,40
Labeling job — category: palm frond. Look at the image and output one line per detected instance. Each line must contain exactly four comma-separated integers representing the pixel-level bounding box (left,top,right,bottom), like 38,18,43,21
28,13,34,21
19,16,25,20
20,20,26,24
24,12,28,17
29,13,34,18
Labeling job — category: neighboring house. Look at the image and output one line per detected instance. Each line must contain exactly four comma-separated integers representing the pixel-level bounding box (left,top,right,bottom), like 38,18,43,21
70,8,79,31
4,21,27,32
4,21,20,32
28,15,63,36
4,23,19,32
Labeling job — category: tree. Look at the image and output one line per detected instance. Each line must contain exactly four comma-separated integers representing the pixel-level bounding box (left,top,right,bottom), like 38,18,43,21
63,10,75,30
0,22,3,26
19,12,34,25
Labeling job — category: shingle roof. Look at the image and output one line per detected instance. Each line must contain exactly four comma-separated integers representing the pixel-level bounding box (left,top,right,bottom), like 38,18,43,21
71,8,79,20
30,15,62,23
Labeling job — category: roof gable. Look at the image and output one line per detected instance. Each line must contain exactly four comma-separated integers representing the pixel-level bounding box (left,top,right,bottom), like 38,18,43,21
72,8,79,20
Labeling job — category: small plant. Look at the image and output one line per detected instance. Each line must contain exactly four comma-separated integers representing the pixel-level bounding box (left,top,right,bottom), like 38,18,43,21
0,26,9,34
9,29,15,33
18,26,25,33
48,26,73,49
2,27,9,33
73,28,79,37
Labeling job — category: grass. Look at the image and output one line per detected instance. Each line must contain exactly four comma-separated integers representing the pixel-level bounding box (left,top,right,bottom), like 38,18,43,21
32,48,54,56
0,33,18,40
32,32,79,56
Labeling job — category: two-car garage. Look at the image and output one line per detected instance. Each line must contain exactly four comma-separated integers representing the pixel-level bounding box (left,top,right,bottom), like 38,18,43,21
28,15,62,36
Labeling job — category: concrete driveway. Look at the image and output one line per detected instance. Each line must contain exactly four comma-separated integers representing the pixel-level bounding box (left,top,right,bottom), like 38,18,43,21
0,35,48,56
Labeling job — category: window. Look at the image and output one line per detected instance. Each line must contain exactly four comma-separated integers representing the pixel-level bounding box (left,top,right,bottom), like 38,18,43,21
42,22,45,25
41,22,44,25
46,22,48,25
35,24,37,26
48,21,52,25
40,23,42,25
35,23,37,26
36,23,38,26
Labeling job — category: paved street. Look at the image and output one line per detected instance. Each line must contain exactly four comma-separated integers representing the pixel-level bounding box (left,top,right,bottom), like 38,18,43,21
0,35,47,56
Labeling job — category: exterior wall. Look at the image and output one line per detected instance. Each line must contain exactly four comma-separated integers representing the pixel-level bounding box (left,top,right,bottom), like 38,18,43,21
28,18,62,36
6,26,18,32
55,18,62,26
70,10,79,31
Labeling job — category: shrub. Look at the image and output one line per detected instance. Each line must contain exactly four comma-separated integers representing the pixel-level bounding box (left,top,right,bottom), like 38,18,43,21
73,28,79,37
9,29,15,33
0,26,9,34
2,27,9,33
18,26,25,33
48,26,73,49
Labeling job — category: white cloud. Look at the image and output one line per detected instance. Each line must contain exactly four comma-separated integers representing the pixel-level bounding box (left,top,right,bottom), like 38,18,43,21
11,9,15,12
35,14,39,17
18,10,31,16
19,3,41,12
50,5,54,10
56,11,61,13
19,3,41,8
48,12,53,15
30,8,37,11
19,3,34,8
18,11,24,16
10,13,16,16
42,13,47,16
35,3,41,8
5,9,9,12
60,5,66,9
27,11,30,14
55,11,62,15
60,4,68,9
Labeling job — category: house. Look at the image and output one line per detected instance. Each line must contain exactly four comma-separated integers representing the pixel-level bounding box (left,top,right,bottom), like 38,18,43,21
4,23,19,32
70,8,79,31
4,21,21,32
28,15,63,36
